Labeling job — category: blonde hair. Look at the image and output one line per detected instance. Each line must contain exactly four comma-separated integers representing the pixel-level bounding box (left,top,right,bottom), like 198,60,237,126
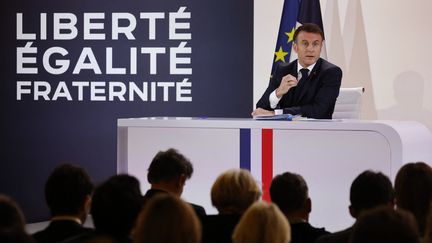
211,169,261,214
232,201,291,243
133,194,201,243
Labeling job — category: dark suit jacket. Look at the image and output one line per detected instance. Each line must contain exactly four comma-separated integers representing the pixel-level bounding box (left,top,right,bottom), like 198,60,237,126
315,227,352,243
257,58,342,119
143,189,207,222
201,214,242,243
290,222,330,243
32,220,93,243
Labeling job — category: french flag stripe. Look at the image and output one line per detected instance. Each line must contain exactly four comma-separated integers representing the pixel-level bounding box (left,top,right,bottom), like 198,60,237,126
262,129,273,202
239,128,251,171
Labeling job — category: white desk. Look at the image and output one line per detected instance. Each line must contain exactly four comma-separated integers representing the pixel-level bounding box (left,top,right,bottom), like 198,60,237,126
117,117,432,231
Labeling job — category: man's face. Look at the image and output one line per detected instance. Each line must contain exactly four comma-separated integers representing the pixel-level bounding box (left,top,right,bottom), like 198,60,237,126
293,31,323,68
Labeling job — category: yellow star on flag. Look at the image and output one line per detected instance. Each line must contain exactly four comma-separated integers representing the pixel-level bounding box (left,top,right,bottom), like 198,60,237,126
285,27,295,43
274,46,288,63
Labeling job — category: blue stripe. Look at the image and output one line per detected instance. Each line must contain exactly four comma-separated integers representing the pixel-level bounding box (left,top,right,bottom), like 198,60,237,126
239,129,251,170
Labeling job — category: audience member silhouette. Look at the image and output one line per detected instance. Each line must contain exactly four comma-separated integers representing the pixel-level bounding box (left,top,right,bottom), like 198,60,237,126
349,206,420,243
316,170,394,243
202,169,261,243
8,155,432,243
210,169,262,214
424,205,432,243
232,201,291,243
142,148,206,220
89,174,144,243
0,194,35,243
33,164,94,243
62,233,116,243
395,162,432,237
270,172,329,243
133,194,201,243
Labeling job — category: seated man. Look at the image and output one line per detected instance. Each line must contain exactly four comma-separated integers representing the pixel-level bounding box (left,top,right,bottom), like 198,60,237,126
142,148,206,220
253,23,342,119
316,170,395,243
270,172,329,243
90,174,144,243
33,164,94,243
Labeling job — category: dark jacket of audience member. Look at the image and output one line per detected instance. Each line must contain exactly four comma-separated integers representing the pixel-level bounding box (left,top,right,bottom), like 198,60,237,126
90,174,144,243
202,214,242,243
424,204,432,243
270,172,329,243
202,169,261,243
33,164,94,243
316,170,394,243
0,194,35,243
395,161,432,236
350,206,420,243
142,148,206,220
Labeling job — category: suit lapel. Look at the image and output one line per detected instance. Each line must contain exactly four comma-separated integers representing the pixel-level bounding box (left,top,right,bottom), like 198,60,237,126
284,60,298,77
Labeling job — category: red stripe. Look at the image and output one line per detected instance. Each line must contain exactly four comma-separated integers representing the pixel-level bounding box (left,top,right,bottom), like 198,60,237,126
262,129,273,202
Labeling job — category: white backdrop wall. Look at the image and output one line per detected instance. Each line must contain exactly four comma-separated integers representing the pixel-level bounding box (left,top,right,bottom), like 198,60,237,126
254,0,432,132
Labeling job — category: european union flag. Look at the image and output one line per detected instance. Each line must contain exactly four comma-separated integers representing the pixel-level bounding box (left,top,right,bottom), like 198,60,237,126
271,0,324,75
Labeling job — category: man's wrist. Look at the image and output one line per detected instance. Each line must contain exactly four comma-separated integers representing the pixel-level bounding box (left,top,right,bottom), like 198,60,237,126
275,88,281,98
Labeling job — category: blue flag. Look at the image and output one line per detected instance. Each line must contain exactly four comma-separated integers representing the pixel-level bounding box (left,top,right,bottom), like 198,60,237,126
272,0,324,75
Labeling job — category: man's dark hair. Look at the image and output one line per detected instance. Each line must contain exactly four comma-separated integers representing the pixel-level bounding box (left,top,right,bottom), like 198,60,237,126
293,23,324,43
270,172,308,214
350,206,420,243
395,162,432,236
350,170,394,213
147,148,193,184
45,164,93,216
91,174,143,239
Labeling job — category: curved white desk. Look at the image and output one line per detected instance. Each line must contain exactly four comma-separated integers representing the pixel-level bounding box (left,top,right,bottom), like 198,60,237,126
117,117,432,231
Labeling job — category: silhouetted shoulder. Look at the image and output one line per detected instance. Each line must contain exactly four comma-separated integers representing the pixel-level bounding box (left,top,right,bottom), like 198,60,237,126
316,227,352,243
319,59,342,73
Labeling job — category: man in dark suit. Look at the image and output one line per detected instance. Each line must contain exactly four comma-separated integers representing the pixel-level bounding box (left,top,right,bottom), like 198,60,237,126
316,170,395,243
142,148,206,221
33,164,94,243
270,172,329,243
253,23,342,119
90,175,144,243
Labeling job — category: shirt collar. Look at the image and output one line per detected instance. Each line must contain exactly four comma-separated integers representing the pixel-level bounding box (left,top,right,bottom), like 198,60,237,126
51,216,82,225
297,61,317,75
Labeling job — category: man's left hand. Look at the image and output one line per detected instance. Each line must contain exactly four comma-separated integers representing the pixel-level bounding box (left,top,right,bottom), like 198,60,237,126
251,108,275,117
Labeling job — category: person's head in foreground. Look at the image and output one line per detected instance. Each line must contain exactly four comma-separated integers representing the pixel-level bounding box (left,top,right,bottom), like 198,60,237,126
232,201,291,243
133,194,201,243
211,169,261,214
